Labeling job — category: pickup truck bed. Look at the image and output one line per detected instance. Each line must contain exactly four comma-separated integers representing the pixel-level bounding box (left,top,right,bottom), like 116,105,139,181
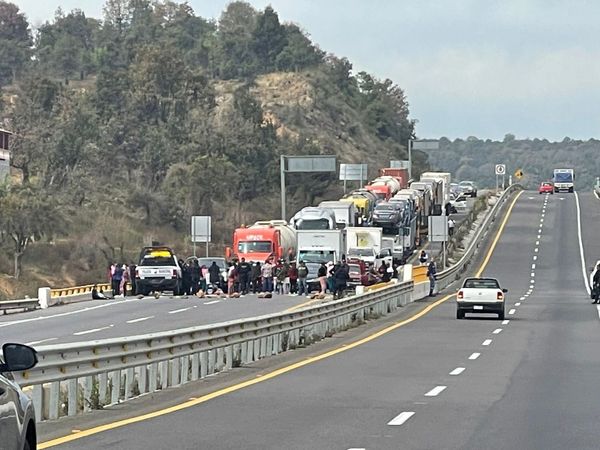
456,277,506,320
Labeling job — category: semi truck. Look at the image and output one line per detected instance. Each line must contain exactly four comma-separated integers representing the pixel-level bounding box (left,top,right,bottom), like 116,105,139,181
379,168,409,189
345,227,393,267
553,169,574,193
228,220,297,263
290,207,337,230
296,229,347,290
420,172,451,215
318,200,357,229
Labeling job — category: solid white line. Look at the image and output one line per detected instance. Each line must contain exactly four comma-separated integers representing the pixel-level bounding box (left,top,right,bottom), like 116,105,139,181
73,324,114,336
126,316,154,324
515,302,521,306
482,339,492,346
203,300,221,305
502,320,510,325
25,337,57,346
574,192,591,295
493,328,502,334
509,309,516,315
469,352,481,360
168,307,191,314
450,367,465,375
388,411,415,426
425,386,447,397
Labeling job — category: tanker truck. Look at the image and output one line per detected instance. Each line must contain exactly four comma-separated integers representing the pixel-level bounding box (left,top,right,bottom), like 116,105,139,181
379,168,409,190
366,176,402,201
227,220,297,263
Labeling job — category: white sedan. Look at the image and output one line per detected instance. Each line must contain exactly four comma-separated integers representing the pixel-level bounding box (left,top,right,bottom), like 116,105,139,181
456,277,507,320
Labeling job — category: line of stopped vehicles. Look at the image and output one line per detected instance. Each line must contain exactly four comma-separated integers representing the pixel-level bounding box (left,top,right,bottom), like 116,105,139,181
134,167,479,297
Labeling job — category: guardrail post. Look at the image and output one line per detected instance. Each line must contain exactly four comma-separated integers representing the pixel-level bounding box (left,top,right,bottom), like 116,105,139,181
33,384,43,422
83,376,93,412
110,370,121,404
49,381,60,420
200,351,208,378
207,350,215,375
225,346,233,370
124,367,135,399
149,363,158,392
181,356,190,384
240,342,248,365
253,339,260,360
67,378,78,416
191,353,199,381
216,347,225,372
159,361,169,389
138,365,148,394
99,372,108,404
171,357,181,386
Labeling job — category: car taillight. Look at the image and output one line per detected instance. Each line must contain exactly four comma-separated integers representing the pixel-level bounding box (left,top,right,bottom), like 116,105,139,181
172,269,178,278
135,269,139,278
457,290,463,299
497,291,504,300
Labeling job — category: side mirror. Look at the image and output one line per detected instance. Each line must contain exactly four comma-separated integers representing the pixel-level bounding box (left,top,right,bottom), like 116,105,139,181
1,343,38,372
502,288,508,293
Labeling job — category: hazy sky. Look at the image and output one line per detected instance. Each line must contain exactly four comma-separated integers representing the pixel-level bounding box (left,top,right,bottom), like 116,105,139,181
11,0,600,141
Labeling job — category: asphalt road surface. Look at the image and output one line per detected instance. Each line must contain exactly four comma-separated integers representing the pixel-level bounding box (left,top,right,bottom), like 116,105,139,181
39,190,600,449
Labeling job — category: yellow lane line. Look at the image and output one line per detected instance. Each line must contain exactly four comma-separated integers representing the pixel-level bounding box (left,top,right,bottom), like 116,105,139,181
39,191,523,449
284,297,324,312
475,191,523,277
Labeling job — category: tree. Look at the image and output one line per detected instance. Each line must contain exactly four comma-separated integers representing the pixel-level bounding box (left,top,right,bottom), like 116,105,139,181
276,24,322,71
252,6,287,72
0,184,61,279
0,1,32,86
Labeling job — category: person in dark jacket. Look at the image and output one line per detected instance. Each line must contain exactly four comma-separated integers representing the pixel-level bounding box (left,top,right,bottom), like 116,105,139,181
208,262,221,287
427,259,437,297
333,262,349,299
591,263,600,304
250,262,261,293
379,261,391,283
190,259,200,294
318,263,327,294
238,257,252,294
112,264,123,296
129,262,137,295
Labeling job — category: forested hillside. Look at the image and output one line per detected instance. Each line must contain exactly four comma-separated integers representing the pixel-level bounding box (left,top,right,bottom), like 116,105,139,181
0,1,417,298
428,135,600,189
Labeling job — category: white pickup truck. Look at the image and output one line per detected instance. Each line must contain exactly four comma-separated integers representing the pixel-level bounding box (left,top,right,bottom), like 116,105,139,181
456,277,507,320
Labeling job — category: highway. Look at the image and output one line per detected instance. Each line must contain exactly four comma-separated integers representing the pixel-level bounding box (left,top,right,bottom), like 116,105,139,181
0,199,478,346
36,190,600,449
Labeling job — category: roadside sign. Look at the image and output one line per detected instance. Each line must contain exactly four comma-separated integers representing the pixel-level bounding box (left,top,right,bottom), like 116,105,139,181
390,160,410,169
191,216,211,243
339,163,368,181
412,140,440,150
495,164,506,175
286,156,336,173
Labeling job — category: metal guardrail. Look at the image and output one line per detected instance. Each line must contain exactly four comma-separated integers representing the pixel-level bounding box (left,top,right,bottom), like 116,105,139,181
18,282,413,421
13,186,522,422
0,298,39,314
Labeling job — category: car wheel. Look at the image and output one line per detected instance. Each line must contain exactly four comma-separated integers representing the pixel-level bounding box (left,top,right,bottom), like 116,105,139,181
456,309,464,319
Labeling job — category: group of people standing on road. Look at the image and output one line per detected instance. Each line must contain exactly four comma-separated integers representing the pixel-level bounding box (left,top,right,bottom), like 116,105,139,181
226,257,306,296
106,262,137,297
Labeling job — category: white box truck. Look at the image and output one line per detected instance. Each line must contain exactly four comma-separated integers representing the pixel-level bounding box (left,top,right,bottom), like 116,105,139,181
345,227,392,267
296,230,347,291
318,201,357,229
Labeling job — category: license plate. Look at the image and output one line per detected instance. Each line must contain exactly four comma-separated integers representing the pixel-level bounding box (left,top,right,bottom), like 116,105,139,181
473,305,483,310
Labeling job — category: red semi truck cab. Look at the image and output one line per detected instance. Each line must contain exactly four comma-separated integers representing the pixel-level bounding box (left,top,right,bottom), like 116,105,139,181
365,184,392,202
227,221,297,263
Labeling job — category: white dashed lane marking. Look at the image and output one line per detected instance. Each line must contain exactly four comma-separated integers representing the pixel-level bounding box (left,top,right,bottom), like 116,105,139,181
509,309,516,315
203,300,221,305
482,339,492,346
387,411,415,426
515,303,521,306
126,316,154,324
450,367,465,376
73,324,114,336
493,328,503,334
469,352,481,360
425,386,447,397
502,320,510,325
168,307,191,314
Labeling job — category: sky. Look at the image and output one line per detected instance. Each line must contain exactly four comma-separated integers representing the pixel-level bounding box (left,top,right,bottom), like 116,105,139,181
10,0,600,141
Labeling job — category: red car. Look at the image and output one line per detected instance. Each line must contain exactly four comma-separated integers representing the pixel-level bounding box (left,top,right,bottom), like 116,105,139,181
539,182,554,194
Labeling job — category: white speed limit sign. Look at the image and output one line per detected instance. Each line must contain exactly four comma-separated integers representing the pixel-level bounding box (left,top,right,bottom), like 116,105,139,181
495,164,506,175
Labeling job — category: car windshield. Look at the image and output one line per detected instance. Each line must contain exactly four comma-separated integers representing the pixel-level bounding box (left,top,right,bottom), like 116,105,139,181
196,258,226,269
375,204,396,211
298,250,335,263
238,241,272,253
555,172,573,182
541,182,552,187
140,256,175,267
459,181,474,186
297,219,331,230
463,278,500,289
348,264,362,275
